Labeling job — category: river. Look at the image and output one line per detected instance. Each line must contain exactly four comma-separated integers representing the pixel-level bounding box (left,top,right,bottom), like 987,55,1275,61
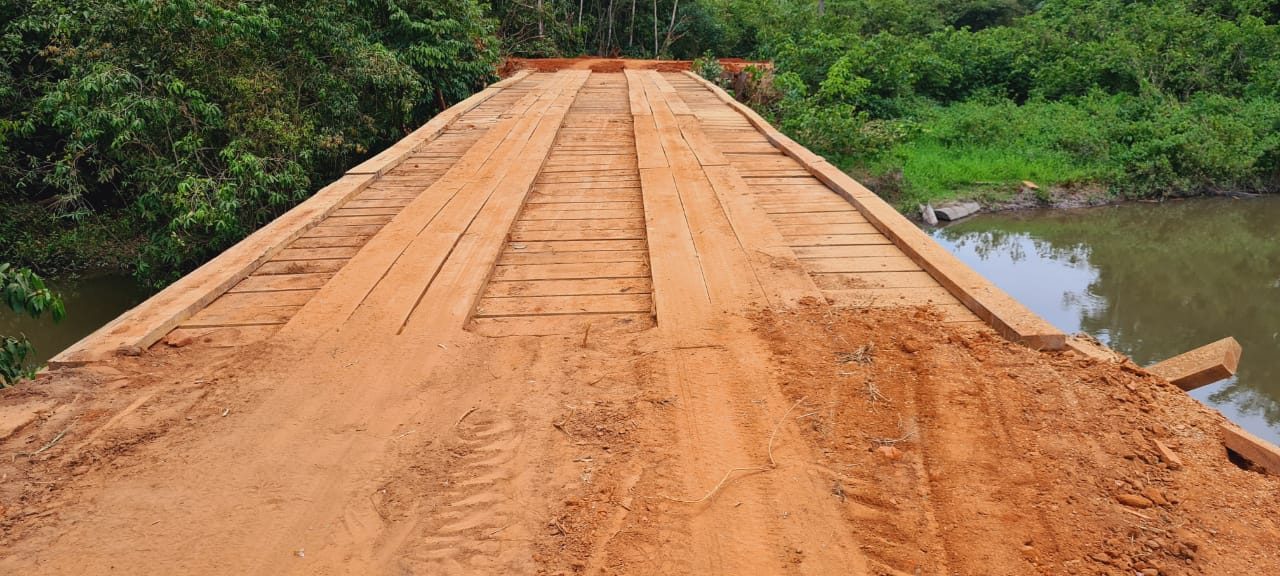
0,274,152,367
929,196,1280,444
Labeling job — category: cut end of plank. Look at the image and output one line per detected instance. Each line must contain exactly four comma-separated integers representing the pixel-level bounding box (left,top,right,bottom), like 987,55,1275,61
1065,335,1125,362
1221,423,1280,475
1147,337,1242,391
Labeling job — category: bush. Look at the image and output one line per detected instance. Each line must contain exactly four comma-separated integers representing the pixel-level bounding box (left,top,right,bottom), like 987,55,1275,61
2,0,499,285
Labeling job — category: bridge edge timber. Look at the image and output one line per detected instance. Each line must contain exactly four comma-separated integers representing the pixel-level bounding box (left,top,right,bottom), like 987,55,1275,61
48,71,534,366
682,71,1067,350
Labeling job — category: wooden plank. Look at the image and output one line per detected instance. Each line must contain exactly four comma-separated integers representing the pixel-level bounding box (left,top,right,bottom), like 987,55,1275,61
470,313,652,337
346,70,532,176
498,250,647,265
527,192,641,204
792,245,906,259
777,223,881,236
1221,424,1280,475
1146,337,1242,391
182,291,314,327
164,324,279,348
679,70,1067,350
401,71,594,334
801,256,922,274
812,271,942,290
277,81,559,338
483,277,652,298
510,228,646,242
761,202,859,214
229,273,334,293
491,261,650,281
505,239,647,252
474,293,652,317
274,246,362,261
769,212,868,225
522,201,644,212
322,214,394,226
182,305,302,328
637,166,711,327
257,259,348,275
343,199,413,209
822,286,958,307
519,208,640,221
642,73,765,307
513,218,644,231
785,234,894,247
289,235,371,249
49,174,374,366
304,224,385,238
330,207,401,217
202,290,316,309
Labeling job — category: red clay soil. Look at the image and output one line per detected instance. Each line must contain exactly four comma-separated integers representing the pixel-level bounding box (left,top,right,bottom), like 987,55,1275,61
1,304,1277,574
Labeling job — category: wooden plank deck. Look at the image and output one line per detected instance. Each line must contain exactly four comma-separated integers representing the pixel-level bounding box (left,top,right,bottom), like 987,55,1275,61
52,67,1070,364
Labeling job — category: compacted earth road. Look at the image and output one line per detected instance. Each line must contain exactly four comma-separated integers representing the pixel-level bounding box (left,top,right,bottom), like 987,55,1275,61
1,63,1277,575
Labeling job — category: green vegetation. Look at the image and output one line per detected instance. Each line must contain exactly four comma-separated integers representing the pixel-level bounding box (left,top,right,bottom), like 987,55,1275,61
2,0,499,284
703,0,1280,207
2,0,1276,285
0,264,64,386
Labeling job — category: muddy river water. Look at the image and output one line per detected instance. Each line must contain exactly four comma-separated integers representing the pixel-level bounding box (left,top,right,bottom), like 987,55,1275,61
6,197,1278,443
930,197,1280,444
1,274,151,368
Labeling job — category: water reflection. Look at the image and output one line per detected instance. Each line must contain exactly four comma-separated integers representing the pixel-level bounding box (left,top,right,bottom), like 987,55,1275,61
929,197,1280,444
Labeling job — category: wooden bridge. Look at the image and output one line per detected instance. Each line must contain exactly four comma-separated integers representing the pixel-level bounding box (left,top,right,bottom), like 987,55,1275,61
53,68,1064,364
15,66,1277,575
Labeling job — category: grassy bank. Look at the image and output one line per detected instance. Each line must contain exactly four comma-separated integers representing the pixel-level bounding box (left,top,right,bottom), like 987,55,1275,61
850,95,1280,209
702,0,1280,211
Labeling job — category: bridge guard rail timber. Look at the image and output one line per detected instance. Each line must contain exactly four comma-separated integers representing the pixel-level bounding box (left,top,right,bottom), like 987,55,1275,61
49,71,534,367
683,71,1066,351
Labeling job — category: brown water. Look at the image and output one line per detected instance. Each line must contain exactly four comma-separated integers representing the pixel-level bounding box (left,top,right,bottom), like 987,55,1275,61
930,197,1280,444
0,274,153,366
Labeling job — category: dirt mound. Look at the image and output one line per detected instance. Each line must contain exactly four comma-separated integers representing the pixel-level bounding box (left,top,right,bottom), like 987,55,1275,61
750,304,1280,575
2,304,1278,574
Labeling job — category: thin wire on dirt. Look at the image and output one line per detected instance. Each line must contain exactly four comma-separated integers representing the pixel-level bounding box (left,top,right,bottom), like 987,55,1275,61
658,396,807,504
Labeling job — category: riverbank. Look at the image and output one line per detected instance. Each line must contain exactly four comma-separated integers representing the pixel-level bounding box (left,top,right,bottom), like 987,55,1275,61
927,196,1280,446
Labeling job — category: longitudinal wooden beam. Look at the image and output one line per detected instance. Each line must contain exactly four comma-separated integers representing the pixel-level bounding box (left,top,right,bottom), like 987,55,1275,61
49,72,534,366
347,70,533,176
681,71,1067,350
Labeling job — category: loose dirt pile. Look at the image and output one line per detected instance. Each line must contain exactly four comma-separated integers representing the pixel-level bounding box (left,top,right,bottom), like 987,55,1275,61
1,304,1277,575
746,304,1280,574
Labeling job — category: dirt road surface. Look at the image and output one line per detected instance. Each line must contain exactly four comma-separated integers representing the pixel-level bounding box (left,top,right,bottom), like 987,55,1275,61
1,64,1277,575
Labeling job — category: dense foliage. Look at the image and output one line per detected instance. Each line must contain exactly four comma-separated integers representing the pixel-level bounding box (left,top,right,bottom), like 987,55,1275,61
709,0,1280,206
0,263,64,386
488,0,730,58
2,0,498,283
2,0,1276,284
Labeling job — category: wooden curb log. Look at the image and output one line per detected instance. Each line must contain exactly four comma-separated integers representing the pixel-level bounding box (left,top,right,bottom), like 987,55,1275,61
1145,337,1280,475
682,71,1066,350
1146,337,1242,391
1221,424,1280,475
49,71,533,366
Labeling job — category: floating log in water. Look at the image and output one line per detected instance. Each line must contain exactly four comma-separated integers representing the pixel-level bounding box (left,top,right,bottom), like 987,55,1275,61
1147,337,1242,391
